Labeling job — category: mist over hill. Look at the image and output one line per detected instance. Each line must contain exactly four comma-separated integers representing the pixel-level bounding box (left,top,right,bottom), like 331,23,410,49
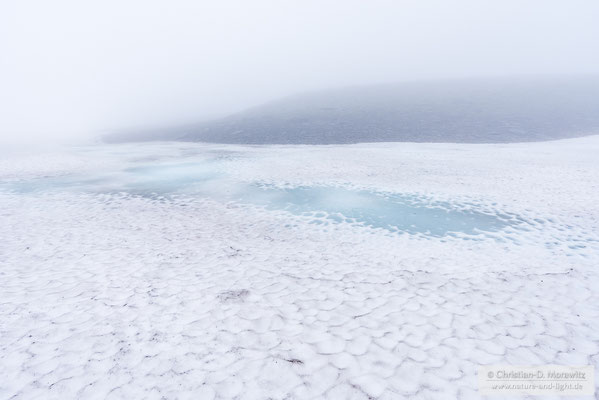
104,76,599,144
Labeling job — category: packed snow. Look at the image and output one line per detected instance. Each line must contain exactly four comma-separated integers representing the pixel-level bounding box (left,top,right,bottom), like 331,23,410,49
1,136,598,399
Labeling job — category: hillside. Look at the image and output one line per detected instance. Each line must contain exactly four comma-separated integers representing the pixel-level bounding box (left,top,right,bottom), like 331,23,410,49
104,76,599,144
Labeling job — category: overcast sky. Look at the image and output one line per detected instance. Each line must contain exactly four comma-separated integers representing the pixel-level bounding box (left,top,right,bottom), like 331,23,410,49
1,0,598,144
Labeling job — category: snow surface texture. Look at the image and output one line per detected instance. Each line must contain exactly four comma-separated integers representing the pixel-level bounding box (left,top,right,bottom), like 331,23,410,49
1,137,598,399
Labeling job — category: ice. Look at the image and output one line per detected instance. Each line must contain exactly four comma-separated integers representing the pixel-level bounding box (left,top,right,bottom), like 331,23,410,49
236,185,512,236
1,136,599,399
0,147,517,238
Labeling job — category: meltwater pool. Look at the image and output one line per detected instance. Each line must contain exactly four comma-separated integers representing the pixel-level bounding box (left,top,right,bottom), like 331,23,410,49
0,148,519,237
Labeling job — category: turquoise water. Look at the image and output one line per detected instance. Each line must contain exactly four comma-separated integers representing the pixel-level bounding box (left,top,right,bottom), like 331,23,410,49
237,185,511,236
1,157,516,237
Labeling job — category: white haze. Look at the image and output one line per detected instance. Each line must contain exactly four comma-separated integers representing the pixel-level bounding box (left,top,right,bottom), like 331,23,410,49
1,0,598,145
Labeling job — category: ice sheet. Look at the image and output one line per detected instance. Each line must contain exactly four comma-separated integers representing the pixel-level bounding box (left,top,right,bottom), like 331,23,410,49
1,137,598,399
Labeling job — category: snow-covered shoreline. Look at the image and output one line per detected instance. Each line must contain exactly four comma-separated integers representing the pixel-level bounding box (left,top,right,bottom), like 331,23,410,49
1,136,598,399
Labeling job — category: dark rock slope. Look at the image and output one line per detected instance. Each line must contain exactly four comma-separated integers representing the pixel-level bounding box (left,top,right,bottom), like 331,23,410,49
104,76,599,144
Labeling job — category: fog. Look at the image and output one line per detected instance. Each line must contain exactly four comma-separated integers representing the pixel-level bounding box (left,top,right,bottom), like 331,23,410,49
1,0,598,145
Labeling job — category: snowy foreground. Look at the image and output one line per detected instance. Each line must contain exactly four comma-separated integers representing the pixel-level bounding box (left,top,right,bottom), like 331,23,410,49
1,137,598,399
